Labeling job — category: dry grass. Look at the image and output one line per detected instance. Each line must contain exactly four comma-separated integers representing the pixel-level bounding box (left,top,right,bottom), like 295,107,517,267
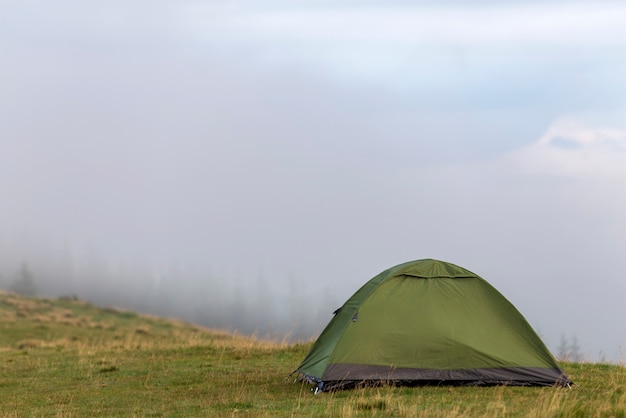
0,291,624,417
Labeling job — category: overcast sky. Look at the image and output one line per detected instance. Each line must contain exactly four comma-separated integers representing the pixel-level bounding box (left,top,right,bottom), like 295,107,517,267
1,1,626,360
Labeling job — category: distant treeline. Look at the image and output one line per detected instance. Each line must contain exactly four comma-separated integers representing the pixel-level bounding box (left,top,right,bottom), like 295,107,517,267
0,247,337,342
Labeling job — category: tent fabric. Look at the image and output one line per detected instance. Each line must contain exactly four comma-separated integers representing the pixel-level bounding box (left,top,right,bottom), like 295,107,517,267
295,259,571,391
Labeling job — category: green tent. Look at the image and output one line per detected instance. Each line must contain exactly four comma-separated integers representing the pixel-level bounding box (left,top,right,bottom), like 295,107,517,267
295,259,571,392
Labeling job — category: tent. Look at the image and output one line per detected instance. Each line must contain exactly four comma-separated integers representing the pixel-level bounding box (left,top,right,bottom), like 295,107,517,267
295,259,571,392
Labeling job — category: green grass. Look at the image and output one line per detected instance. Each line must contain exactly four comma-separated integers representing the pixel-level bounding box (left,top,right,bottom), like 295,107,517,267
1,290,624,417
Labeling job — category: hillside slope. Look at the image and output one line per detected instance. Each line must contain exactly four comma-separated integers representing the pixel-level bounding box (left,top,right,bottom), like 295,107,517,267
0,290,624,417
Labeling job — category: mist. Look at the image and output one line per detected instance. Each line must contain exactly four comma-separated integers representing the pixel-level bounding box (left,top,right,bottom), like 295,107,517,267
1,1,626,361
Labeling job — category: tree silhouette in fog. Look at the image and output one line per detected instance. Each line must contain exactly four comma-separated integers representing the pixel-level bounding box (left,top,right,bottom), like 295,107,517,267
557,334,584,362
10,263,37,296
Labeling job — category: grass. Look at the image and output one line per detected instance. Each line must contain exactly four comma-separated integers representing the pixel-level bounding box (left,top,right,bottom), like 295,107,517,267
0,289,625,417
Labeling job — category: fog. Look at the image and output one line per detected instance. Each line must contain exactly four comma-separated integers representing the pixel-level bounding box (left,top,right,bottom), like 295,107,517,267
1,1,626,360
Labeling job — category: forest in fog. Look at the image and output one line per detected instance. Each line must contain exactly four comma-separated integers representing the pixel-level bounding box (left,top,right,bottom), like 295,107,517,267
0,233,592,363
0,235,337,341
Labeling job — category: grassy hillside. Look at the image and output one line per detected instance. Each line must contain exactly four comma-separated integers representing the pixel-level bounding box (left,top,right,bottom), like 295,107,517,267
0,290,624,417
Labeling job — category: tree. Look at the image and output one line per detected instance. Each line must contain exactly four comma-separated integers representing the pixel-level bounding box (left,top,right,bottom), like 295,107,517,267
557,334,570,361
569,336,583,362
556,334,584,362
10,263,37,296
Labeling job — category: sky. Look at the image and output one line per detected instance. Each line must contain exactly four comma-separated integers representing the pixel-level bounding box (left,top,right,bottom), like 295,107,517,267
1,1,626,360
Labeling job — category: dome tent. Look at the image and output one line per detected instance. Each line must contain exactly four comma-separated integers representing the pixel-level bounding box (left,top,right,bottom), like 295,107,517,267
295,259,571,392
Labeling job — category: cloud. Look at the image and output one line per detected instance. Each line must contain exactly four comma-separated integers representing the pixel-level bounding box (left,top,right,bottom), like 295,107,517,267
1,1,625,359
173,2,626,117
187,2,626,46
509,113,626,179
